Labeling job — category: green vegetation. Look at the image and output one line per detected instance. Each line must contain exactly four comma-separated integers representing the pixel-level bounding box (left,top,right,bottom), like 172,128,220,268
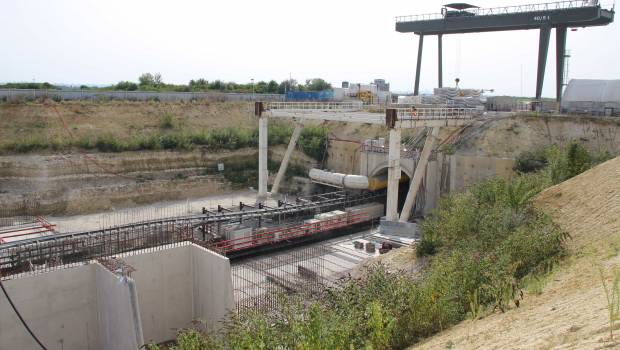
515,142,612,182
0,120,329,162
0,82,57,90
148,144,609,350
80,74,332,94
1,74,333,94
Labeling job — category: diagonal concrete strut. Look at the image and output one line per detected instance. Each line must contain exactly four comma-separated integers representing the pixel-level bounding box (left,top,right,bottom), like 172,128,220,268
271,122,303,195
399,127,440,222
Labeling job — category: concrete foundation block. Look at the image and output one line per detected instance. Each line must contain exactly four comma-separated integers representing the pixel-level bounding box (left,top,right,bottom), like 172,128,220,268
379,219,419,238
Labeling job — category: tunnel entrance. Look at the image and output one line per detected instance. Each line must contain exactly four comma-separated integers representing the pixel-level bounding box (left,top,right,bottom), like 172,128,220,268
372,168,411,216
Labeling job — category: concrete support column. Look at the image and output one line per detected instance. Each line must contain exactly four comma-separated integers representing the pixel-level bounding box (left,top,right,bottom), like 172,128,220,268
556,26,567,105
257,115,268,200
400,127,440,222
535,26,551,101
385,128,402,221
438,34,443,88
271,122,303,194
414,34,424,96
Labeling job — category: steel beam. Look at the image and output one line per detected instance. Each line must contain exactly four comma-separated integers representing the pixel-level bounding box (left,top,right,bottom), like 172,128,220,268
414,34,424,96
438,34,443,88
556,26,567,104
535,26,551,101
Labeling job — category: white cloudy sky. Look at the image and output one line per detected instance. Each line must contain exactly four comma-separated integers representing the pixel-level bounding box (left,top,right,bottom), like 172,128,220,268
0,0,617,97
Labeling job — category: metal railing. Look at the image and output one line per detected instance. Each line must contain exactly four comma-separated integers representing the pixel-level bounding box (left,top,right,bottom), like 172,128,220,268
266,102,479,119
266,101,364,111
395,107,479,120
396,0,613,23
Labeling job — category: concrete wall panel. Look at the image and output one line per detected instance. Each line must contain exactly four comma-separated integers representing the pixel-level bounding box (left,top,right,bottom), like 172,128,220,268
191,245,234,331
95,264,143,350
123,245,194,344
0,265,100,350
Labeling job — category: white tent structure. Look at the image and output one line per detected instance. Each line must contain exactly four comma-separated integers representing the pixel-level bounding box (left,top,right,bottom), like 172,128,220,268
562,79,620,116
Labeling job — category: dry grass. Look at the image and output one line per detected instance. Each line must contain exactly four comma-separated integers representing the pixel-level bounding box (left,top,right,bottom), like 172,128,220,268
0,100,256,149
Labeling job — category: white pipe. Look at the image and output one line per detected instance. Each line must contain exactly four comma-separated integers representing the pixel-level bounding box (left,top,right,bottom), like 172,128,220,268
308,169,370,190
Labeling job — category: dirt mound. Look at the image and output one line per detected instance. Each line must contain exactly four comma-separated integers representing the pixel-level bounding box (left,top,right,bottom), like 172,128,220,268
535,156,620,253
410,156,620,350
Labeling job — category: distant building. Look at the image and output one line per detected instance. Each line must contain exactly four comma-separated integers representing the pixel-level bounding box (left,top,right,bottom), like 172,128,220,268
562,79,620,116
373,79,390,92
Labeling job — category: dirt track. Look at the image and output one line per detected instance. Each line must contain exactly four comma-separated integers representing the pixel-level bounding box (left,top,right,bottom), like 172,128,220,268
410,156,620,350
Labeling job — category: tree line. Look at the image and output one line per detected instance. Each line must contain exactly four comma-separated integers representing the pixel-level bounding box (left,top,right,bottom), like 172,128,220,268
1,73,333,94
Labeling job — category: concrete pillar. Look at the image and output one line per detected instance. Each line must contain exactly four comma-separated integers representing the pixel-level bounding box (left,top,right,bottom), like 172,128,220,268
385,128,401,221
400,127,440,222
271,122,303,194
257,115,268,200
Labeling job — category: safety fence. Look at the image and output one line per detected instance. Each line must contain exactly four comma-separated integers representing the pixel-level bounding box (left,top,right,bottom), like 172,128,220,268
0,89,284,102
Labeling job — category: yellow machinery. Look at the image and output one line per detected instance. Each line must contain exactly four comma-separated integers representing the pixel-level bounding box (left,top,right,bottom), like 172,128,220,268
357,90,374,104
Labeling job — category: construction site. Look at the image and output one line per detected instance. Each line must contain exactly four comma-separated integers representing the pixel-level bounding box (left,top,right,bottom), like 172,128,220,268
1,1,620,349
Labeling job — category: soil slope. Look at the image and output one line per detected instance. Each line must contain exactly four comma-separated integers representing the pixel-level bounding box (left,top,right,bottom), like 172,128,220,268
410,156,620,350
0,100,256,149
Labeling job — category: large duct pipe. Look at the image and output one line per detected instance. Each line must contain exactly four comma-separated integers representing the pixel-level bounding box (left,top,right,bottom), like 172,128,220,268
309,169,407,191
309,169,369,190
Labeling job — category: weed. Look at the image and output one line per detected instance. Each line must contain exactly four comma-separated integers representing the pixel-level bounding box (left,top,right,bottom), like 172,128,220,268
598,266,620,340
160,112,178,129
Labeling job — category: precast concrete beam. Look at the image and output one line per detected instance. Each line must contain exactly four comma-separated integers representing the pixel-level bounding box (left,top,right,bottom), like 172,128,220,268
400,127,440,222
271,122,303,194
257,115,268,201
385,128,402,221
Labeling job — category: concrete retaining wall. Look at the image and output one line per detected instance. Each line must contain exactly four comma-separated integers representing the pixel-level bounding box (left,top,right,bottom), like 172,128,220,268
449,154,515,193
0,243,234,349
123,243,233,344
0,265,100,350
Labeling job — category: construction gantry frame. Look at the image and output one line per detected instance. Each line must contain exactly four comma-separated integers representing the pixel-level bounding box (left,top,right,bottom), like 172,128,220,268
396,0,614,103
255,102,477,225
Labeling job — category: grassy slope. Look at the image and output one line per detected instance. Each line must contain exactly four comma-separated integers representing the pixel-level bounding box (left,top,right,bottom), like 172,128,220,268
411,156,620,350
0,101,256,150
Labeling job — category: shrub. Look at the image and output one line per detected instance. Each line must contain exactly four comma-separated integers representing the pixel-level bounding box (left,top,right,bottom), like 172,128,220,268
7,136,48,153
515,149,548,173
299,125,329,161
95,134,124,152
160,113,178,129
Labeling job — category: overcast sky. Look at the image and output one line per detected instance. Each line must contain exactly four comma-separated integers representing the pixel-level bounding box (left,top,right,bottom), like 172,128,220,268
0,0,617,97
